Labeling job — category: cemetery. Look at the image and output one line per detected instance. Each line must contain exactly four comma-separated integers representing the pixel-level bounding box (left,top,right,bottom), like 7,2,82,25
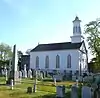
0,45,100,98
1,67,100,98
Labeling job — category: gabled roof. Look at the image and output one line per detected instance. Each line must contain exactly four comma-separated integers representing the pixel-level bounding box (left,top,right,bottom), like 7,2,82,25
31,42,83,52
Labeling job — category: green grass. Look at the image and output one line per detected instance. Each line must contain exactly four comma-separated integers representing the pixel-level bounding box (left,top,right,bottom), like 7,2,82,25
0,77,76,98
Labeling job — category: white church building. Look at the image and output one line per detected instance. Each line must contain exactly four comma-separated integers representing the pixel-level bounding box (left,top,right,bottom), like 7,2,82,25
30,16,88,75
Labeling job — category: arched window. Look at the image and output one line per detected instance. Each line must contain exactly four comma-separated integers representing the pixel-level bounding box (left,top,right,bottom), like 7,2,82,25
78,27,81,33
56,55,60,68
67,54,71,68
45,56,49,68
76,27,77,33
36,56,39,68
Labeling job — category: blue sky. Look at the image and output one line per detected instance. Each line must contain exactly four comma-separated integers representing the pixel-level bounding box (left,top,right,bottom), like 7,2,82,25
0,0,100,58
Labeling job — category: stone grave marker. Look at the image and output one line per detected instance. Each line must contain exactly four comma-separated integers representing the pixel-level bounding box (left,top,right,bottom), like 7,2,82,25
1,69,4,76
53,75,63,81
28,69,32,78
40,72,43,80
11,79,14,90
19,71,22,78
78,76,83,82
33,70,38,93
54,78,56,86
76,79,78,87
72,75,76,81
27,87,33,94
71,85,78,98
56,85,65,98
23,64,27,78
4,66,8,81
82,86,92,98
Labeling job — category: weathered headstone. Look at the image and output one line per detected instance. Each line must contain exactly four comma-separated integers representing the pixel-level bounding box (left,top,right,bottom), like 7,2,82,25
76,79,78,87
28,69,32,78
5,68,8,81
10,79,14,90
33,70,37,93
82,86,92,98
19,71,22,78
53,75,63,81
23,64,27,78
72,75,76,81
54,78,56,86
27,87,33,93
78,76,83,82
4,66,8,81
40,72,43,80
56,85,65,97
71,85,78,98
1,69,4,76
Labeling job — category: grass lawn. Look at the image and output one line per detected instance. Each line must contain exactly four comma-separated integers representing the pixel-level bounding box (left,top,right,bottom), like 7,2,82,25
0,77,75,98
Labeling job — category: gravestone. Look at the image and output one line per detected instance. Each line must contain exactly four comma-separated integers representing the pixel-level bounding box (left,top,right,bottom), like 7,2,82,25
27,87,33,93
56,85,65,98
33,70,38,93
54,78,56,86
78,76,83,82
43,71,45,78
32,69,36,77
10,79,14,90
4,66,8,81
53,75,63,81
1,69,4,76
82,86,92,98
28,69,32,78
71,85,78,98
76,79,78,87
19,71,22,83
40,72,43,79
23,64,27,78
19,71,22,78
7,45,19,85
72,75,76,81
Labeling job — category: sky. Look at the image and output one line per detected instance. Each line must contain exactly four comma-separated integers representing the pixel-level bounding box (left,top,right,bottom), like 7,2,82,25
0,0,100,60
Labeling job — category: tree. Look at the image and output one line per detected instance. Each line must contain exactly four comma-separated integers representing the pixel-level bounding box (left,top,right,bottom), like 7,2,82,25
17,51,23,59
84,19,100,68
17,51,23,71
0,43,12,67
26,49,31,55
0,43,12,61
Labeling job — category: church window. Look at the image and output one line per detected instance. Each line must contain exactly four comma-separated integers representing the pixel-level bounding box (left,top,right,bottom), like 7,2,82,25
78,27,81,33
67,54,71,68
56,55,60,68
76,27,77,33
36,56,39,68
45,56,49,68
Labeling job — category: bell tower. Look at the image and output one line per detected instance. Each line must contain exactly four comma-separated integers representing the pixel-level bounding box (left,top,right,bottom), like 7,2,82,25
70,16,84,43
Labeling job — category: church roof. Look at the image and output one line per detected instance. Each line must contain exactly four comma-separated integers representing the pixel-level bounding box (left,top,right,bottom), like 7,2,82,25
73,16,81,22
31,42,82,52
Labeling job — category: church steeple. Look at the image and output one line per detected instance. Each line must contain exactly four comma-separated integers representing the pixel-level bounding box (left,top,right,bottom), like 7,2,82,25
70,16,84,43
73,16,81,35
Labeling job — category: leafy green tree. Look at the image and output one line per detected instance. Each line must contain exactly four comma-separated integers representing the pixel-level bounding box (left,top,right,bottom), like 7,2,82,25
26,49,31,55
17,50,23,59
84,19,100,69
17,50,23,71
0,43,12,61
0,43,12,67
